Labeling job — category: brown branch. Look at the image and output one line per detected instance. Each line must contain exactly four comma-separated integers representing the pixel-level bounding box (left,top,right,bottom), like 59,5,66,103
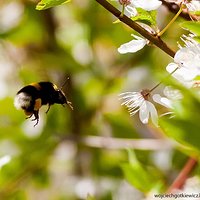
95,0,176,58
167,157,198,192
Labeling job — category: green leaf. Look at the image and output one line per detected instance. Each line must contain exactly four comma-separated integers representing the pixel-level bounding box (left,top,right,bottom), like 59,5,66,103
160,89,200,155
121,150,155,192
131,8,157,26
190,11,200,16
180,21,200,36
161,118,200,154
36,0,71,10
104,113,138,138
113,19,121,24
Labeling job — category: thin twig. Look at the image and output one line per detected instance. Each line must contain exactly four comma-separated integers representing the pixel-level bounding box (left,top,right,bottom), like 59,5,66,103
167,157,198,192
149,66,179,92
158,4,183,37
95,0,176,57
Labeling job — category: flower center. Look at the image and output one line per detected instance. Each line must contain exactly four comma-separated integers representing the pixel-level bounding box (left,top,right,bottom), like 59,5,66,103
141,89,151,100
118,0,131,6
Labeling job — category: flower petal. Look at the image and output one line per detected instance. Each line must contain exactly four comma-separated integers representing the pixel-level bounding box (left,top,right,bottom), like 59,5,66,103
139,101,149,124
119,92,144,115
118,35,147,54
175,45,200,71
187,1,200,12
166,63,197,83
125,5,137,17
163,86,182,100
137,22,156,34
147,101,158,126
175,35,200,73
152,94,172,108
139,101,158,126
132,0,162,11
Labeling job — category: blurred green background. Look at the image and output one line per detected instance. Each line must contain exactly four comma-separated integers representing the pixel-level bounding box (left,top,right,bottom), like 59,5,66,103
0,0,198,200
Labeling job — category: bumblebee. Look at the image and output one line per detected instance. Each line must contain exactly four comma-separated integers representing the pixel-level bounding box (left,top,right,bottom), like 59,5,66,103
14,81,73,126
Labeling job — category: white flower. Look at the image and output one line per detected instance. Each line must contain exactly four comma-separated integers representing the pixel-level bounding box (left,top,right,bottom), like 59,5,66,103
152,87,182,117
166,0,200,12
166,63,196,87
163,86,183,100
166,35,200,85
113,0,162,17
119,90,158,126
118,0,131,6
131,0,162,11
118,34,148,54
175,36,200,70
187,0,200,12
112,0,136,16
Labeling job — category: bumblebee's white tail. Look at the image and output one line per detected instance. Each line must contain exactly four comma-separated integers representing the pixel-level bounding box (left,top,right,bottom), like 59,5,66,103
14,92,32,110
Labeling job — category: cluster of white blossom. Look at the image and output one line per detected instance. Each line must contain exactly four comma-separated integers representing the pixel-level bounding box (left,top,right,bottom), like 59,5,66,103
166,0,200,12
118,0,200,126
113,0,162,18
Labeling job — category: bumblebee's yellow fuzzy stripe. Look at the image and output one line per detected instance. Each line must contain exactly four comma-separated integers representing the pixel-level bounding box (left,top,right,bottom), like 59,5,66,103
53,84,58,90
30,82,42,90
34,98,42,111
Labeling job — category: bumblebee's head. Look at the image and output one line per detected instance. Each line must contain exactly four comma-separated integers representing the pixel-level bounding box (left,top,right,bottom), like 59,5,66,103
55,89,73,110
55,89,67,104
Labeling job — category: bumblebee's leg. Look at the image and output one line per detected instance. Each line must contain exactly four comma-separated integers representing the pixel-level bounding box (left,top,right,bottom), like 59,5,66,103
31,98,41,126
67,101,73,110
45,104,51,114
26,114,33,119
33,119,39,127
31,111,38,121
31,110,39,127
34,119,39,127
